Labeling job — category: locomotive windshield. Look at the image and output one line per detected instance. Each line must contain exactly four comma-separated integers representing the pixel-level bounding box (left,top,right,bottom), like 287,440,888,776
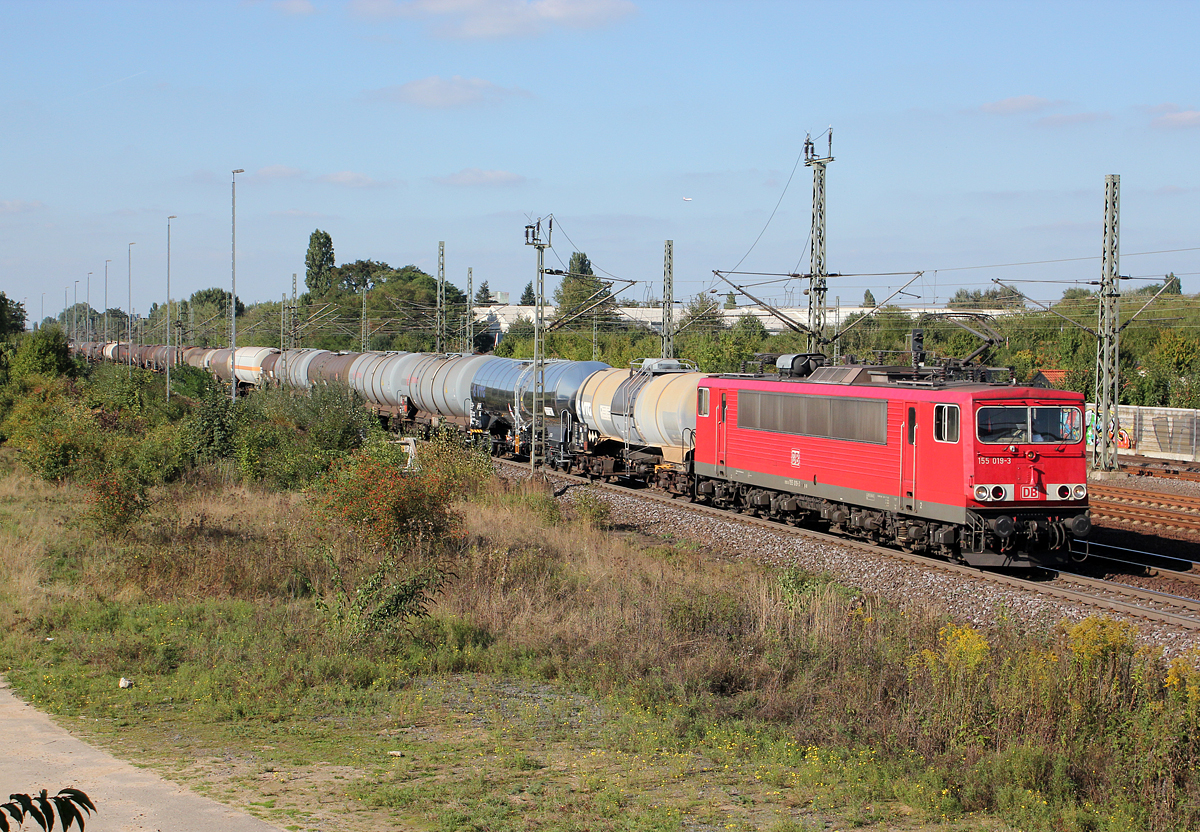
977,406,1083,444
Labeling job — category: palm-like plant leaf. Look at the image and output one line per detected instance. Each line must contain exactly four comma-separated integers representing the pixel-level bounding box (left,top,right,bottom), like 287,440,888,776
54,791,95,815
8,794,43,829
34,791,55,832
0,789,94,832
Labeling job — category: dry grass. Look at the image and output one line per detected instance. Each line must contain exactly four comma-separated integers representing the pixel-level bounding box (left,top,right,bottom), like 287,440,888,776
2,454,1198,830
450,477,930,726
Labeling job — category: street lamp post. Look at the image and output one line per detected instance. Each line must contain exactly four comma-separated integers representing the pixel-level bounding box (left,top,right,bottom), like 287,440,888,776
167,215,176,401
73,280,79,344
86,272,92,343
40,293,44,330
231,169,243,401
128,242,136,377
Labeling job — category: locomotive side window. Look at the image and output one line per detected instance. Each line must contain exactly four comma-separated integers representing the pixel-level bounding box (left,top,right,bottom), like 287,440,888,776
906,407,916,445
698,387,709,417
737,391,886,444
934,404,960,443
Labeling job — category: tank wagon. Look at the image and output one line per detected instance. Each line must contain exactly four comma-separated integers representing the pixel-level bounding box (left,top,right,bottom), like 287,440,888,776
72,340,1090,568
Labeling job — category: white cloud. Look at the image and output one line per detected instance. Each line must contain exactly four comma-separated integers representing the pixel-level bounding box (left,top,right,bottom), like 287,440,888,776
272,0,317,14
1156,185,1200,195
319,171,385,187
433,167,526,186
980,95,1058,115
365,75,530,108
349,0,635,38
0,200,44,214
347,0,403,16
256,164,306,179
1152,107,1200,129
1037,112,1111,127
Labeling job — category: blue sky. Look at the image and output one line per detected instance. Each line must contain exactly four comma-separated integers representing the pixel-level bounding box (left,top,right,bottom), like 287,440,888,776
3,0,1198,325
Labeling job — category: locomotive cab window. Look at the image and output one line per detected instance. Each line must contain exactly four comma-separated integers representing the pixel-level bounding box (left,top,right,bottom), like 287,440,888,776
934,404,960,443
977,406,1084,444
697,387,710,417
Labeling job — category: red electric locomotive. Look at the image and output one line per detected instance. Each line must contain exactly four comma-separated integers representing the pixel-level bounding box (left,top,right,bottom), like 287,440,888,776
692,358,1091,567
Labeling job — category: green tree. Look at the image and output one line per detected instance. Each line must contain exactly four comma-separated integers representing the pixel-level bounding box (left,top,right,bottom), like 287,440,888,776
678,293,726,336
1061,287,1094,301
948,287,1022,309
0,292,27,338
519,282,535,305
190,288,244,317
863,289,876,307
723,292,738,310
305,229,336,295
337,259,388,292
474,280,496,306
553,252,614,321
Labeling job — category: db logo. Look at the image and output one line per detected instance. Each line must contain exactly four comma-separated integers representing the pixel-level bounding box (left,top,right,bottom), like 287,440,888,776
790,449,802,467
1020,485,1041,499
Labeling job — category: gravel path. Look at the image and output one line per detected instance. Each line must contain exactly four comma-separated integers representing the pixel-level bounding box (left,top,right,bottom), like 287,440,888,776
0,679,283,832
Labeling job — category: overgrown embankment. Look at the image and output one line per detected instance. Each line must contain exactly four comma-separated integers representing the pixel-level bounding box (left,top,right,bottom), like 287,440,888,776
0,355,1196,832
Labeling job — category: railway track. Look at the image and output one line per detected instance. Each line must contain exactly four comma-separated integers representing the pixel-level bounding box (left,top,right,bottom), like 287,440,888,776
1089,483,1200,532
1123,460,1200,483
1070,539,1200,587
497,460,1200,633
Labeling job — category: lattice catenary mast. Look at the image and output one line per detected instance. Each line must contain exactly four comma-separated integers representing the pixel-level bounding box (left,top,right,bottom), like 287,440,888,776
525,219,551,472
436,241,446,353
662,240,674,359
1094,174,1121,472
805,129,833,353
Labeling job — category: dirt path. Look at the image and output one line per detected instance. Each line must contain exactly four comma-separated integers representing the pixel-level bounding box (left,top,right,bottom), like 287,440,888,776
0,679,283,832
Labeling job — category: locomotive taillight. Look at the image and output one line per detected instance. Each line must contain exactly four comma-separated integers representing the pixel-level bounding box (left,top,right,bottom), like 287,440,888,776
991,485,1005,500
1058,485,1070,499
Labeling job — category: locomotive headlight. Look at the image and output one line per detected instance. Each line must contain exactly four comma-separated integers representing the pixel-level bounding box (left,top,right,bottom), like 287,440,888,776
991,485,1005,500
1072,484,1087,500
974,485,989,501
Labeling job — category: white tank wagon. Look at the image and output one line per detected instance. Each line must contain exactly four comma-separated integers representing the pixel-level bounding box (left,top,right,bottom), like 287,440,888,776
232,347,280,386
414,354,503,419
345,352,400,407
277,349,329,390
578,359,705,465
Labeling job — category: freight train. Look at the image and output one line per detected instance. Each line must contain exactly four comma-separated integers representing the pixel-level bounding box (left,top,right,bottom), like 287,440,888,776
76,341,1091,569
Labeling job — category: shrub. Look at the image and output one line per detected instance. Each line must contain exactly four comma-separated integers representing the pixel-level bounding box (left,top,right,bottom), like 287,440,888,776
3,379,99,482
8,327,73,381
570,489,611,527
190,380,235,462
310,441,463,554
230,385,383,489
84,463,149,538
